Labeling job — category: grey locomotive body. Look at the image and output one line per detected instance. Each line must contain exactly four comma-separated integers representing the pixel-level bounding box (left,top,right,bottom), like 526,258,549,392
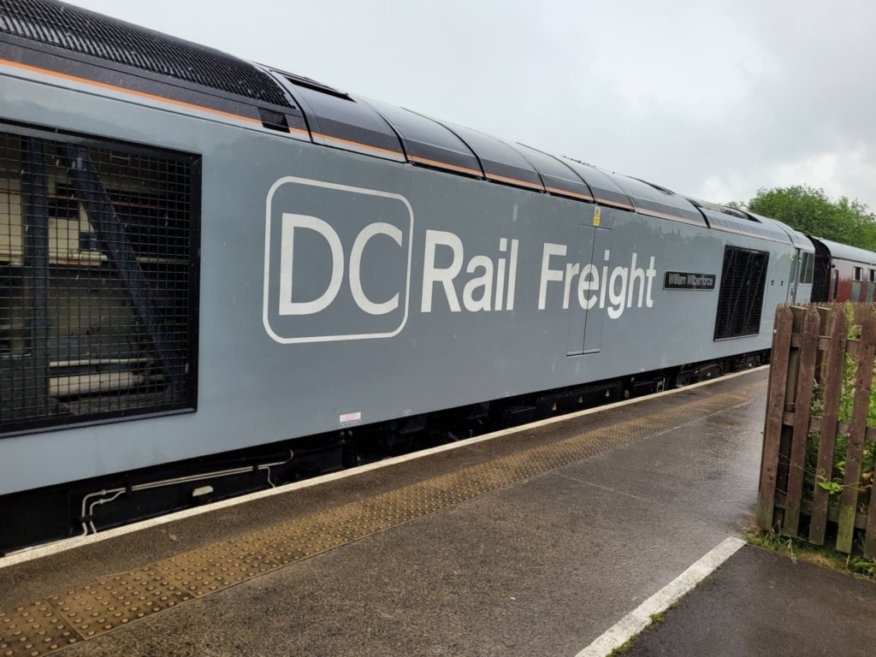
0,0,841,551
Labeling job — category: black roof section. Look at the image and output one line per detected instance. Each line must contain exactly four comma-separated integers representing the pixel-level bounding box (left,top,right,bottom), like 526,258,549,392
749,213,814,251
560,159,634,209
512,144,594,201
697,209,791,243
434,121,545,191
280,70,348,99
685,200,800,245
607,174,706,226
0,0,292,107
6,0,843,248
272,73,404,161
363,100,483,177
685,197,748,220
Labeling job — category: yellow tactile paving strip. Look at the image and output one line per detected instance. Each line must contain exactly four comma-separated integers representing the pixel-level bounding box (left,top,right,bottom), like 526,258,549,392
0,381,761,657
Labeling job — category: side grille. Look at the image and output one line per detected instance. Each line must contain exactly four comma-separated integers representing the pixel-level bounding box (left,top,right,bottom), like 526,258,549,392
0,125,199,435
714,246,769,340
0,0,291,107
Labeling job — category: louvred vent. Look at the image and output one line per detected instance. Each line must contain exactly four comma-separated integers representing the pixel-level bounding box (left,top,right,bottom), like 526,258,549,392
714,246,769,340
0,0,291,107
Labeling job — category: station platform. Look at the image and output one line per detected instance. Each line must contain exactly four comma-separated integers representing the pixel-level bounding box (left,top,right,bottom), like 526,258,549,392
2,368,869,657
621,544,876,657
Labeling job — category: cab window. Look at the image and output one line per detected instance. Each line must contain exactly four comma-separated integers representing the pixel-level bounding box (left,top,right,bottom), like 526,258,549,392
798,252,814,284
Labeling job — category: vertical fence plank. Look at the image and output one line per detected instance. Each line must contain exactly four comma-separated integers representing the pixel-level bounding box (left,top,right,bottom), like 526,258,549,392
758,305,793,530
783,307,821,537
773,307,807,523
863,305,876,558
864,427,876,557
836,312,876,553
809,307,847,544
865,427,876,557
784,307,806,410
815,306,832,384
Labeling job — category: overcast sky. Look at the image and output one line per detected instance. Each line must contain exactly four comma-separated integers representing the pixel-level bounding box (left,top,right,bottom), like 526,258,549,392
65,0,876,210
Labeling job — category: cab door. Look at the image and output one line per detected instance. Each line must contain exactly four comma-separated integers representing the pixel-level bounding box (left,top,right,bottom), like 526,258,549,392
790,250,814,303
786,249,799,302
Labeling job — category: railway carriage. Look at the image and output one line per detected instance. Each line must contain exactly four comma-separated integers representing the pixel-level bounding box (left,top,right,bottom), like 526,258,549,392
0,0,871,552
810,237,876,303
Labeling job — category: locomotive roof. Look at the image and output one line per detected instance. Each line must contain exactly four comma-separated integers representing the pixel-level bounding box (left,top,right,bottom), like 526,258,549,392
0,0,698,220
0,0,870,259
815,237,876,266
746,213,815,250
0,0,291,107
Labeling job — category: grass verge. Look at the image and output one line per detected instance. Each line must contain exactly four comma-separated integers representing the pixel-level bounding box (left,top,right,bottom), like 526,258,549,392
745,529,876,580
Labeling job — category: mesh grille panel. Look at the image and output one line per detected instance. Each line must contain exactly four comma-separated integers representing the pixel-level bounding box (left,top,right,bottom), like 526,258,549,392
0,0,291,107
0,126,198,434
714,246,768,340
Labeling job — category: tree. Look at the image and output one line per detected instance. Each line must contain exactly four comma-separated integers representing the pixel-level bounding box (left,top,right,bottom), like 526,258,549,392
736,185,876,251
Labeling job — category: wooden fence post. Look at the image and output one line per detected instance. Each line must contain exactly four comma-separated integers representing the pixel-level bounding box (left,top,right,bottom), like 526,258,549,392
783,306,821,537
808,307,847,545
836,311,876,553
865,427,876,557
815,306,833,384
867,304,876,558
758,305,793,530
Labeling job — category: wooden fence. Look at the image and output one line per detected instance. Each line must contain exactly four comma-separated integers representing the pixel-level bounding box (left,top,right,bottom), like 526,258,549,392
758,303,876,558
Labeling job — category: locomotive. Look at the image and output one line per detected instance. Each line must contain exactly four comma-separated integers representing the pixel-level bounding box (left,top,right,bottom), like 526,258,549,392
0,0,873,553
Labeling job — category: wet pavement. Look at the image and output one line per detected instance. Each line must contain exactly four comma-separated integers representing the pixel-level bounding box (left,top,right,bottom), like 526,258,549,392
2,369,873,656
622,545,876,657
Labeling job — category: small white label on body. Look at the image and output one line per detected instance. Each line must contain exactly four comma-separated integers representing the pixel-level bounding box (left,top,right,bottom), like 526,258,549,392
339,411,362,424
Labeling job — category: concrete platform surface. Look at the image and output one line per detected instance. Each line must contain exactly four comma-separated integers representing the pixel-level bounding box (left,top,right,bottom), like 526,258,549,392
622,545,876,657
3,368,871,657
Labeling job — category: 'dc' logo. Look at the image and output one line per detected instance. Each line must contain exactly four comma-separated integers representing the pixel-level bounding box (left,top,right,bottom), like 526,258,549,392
263,177,414,343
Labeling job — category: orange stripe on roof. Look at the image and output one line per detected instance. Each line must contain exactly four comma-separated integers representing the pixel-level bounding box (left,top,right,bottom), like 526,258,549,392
311,131,404,159
546,186,594,202
0,57,264,126
594,197,636,211
288,126,310,137
635,206,703,226
408,154,483,177
486,172,545,191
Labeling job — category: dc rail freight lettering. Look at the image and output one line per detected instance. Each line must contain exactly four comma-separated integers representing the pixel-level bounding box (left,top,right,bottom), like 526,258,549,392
1,0,874,553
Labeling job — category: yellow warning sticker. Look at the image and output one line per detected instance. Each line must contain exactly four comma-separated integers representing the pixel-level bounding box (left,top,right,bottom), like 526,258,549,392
593,206,602,226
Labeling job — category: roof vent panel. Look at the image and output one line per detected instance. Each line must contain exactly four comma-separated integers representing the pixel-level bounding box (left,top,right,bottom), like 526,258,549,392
0,0,291,106
433,121,544,191
561,159,634,210
364,100,483,177
608,174,706,225
276,79,404,161
512,144,593,201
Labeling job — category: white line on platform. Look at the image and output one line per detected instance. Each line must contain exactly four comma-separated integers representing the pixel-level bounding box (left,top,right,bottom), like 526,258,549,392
0,366,765,569
574,536,746,657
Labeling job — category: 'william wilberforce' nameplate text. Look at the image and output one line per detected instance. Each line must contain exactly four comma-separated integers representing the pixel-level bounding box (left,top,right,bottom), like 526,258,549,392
663,271,716,290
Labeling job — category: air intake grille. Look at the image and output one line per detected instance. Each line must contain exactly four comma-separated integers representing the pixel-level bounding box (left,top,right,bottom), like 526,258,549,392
0,0,291,107
714,246,768,340
0,125,199,434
